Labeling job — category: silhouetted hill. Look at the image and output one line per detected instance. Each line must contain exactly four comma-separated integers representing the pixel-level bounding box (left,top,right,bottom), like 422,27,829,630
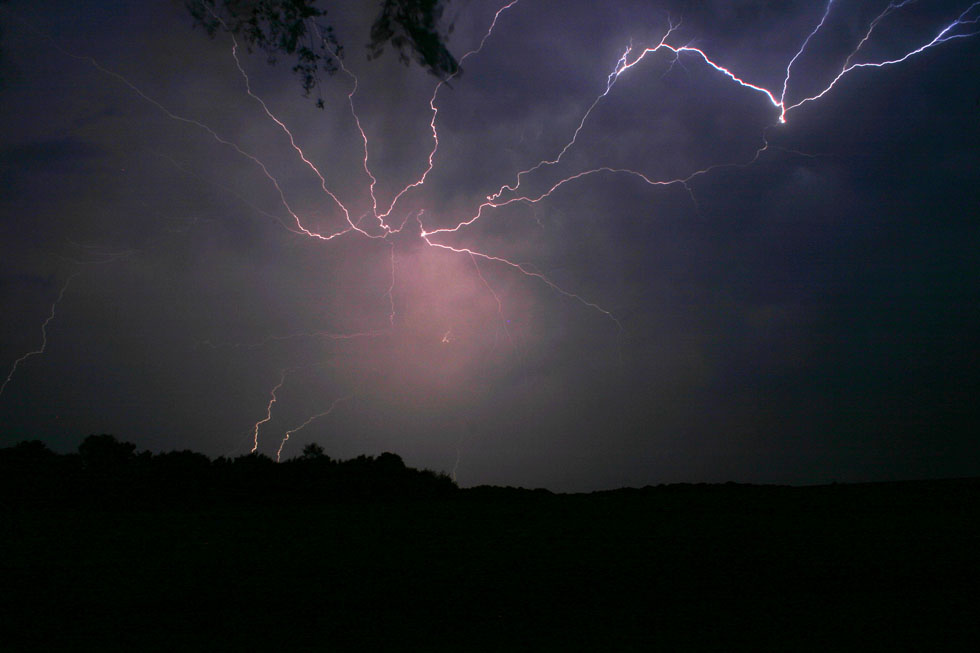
1,437,977,650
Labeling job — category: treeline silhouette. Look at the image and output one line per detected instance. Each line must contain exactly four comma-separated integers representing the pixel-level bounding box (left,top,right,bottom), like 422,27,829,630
0,435,456,507
2,435,978,649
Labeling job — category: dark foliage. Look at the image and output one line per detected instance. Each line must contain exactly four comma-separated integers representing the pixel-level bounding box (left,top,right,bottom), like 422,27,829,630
0,435,456,508
368,0,457,77
78,433,136,471
185,0,457,107
2,445,977,649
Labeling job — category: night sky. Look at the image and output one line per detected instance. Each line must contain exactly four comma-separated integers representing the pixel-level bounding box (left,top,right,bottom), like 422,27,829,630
1,0,978,491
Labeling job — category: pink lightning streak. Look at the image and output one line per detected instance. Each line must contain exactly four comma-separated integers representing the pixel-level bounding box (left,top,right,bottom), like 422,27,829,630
7,0,979,465
384,241,398,327
418,214,622,329
469,252,514,350
0,274,77,399
211,6,384,240
1,11,342,240
306,2,522,232
373,0,521,226
19,19,355,245
227,37,363,239
84,56,350,242
202,1,666,328
276,393,353,462
251,369,287,453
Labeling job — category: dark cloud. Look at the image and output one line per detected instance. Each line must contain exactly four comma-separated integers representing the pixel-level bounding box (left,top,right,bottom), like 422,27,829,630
1,0,978,490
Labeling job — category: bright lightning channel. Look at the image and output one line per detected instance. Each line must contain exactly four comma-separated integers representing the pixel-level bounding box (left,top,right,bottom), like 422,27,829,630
413,0,980,329
251,369,287,453
8,0,978,465
276,394,353,462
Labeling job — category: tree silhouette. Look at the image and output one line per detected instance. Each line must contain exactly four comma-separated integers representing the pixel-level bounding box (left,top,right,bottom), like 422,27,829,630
1,437,457,505
375,451,405,472
185,0,457,107
300,442,329,461
0,439,56,466
78,433,136,472
368,0,457,78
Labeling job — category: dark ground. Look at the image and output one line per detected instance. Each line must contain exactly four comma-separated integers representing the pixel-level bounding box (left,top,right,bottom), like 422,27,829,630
2,478,978,651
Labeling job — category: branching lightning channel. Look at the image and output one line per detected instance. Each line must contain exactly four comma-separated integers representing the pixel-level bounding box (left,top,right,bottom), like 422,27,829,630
336,56,386,234
473,17,776,209
784,1,980,115
0,274,77,399
418,215,621,329
373,0,521,226
28,25,354,244
420,0,979,268
8,0,979,462
219,0,979,331
779,0,838,119
206,0,624,325
843,0,918,70
469,252,514,350
227,37,362,238
276,393,353,462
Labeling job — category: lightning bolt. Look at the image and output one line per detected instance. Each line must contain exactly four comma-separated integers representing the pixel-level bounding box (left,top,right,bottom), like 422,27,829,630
416,0,978,324
251,369,287,453
8,14,355,247
5,0,978,463
469,252,514,351
207,0,980,337
779,0,838,121
0,274,78,399
784,1,980,116
228,37,363,238
843,0,919,71
374,0,522,226
276,393,353,462
384,241,398,327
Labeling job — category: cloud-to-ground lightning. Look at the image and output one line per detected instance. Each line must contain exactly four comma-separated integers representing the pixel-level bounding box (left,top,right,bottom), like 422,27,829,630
276,394,353,462
5,0,978,470
0,274,77,399
251,369,287,453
